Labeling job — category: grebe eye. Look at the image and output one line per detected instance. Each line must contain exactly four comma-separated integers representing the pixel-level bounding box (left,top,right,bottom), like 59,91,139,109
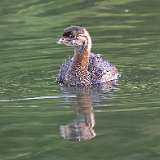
69,34,74,38
63,31,73,38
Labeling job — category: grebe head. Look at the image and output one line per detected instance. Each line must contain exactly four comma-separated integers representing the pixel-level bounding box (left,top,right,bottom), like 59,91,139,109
57,26,92,52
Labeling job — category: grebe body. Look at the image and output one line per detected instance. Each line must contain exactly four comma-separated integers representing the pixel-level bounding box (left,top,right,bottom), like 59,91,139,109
57,26,120,87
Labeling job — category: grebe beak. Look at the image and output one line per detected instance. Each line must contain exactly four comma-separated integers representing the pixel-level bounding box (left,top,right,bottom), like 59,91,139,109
57,37,65,44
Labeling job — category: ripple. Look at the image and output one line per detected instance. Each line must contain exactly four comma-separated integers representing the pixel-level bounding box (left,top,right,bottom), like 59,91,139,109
0,95,76,102
95,106,160,113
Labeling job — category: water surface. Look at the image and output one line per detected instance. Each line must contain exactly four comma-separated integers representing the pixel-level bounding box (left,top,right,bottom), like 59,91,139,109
0,0,160,159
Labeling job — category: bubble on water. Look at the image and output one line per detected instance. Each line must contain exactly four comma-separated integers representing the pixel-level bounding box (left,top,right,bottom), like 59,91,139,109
124,9,129,13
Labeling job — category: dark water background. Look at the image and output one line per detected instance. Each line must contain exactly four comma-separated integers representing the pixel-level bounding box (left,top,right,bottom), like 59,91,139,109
0,0,160,159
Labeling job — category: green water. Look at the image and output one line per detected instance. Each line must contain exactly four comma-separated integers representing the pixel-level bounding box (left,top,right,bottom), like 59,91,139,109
0,0,160,159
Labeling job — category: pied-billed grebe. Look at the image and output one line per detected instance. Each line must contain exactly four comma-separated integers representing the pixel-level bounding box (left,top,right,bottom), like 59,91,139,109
57,26,120,87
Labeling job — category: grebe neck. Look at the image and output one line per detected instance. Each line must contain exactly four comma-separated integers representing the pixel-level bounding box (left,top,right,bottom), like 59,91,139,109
72,33,92,70
72,47,90,72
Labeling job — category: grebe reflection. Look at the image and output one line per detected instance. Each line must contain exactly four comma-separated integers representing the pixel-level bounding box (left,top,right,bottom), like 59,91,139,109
58,80,119,141
60,93,96,141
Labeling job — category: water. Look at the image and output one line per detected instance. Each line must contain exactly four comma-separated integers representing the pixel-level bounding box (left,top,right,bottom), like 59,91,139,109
0,0,160,159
